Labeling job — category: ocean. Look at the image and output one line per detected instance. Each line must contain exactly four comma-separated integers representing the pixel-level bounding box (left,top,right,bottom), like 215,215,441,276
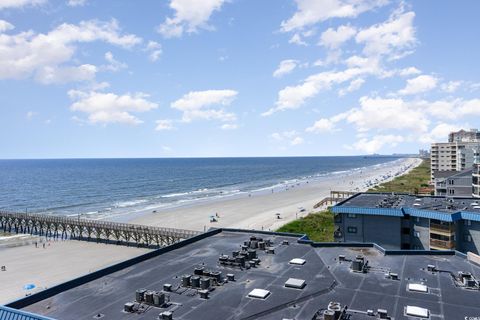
0,157,401,219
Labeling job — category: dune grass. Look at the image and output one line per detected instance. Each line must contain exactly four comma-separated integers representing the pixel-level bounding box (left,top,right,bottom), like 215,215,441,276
367,159,431,194
276,210,334,242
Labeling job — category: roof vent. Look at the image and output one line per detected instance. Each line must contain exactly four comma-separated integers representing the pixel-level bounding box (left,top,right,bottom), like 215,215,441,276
405,306,429,318
408,283,428,293
284,278,306,289
248,288,271,299
289,258,306,265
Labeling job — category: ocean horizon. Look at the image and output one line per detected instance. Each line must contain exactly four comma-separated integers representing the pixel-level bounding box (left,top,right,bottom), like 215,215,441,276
0,156,403,219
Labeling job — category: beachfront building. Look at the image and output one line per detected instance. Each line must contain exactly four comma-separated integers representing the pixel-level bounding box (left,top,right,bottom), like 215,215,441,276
332,193,480,254
448,128,480,143
433,168,473,197
431,141,480,180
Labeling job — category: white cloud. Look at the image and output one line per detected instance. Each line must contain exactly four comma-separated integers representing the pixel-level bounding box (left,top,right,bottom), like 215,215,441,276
35,64,97,84
0,20,14,32
346,96,430,132
273,59,298,78
419,123,464,144
291,136,304,145
67,0,87,6
355,9,416,59
171,89,238,122
441,80,461,93
103,51,127,72
289,33,308,46
281,0,387,32
270,130,304,146
350,134,404,154
145,41,162,62
0,19,141,83
319,25,356,49
157,0,227,38
0,0,45,9
338,78,365,96
398,66,421,77
220,123,238,130
69,90,158,125
155,119,175,131
264,64,378,116
398,75,438,95
306,118,336,133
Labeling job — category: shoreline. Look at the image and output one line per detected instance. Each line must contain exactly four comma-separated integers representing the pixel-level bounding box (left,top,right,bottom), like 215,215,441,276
128,157,422,231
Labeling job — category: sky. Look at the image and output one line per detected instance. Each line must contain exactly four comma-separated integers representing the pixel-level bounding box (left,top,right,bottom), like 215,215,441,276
1,0,480,159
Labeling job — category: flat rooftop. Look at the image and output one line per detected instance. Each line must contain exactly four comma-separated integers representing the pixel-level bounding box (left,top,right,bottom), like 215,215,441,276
15,230,480,320
335,192,480,215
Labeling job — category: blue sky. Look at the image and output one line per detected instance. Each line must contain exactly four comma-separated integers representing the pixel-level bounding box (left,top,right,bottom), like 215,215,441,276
1,0,479,158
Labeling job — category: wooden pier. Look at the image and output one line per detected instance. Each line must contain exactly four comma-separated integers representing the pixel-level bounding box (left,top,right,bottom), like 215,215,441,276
0,211,201,248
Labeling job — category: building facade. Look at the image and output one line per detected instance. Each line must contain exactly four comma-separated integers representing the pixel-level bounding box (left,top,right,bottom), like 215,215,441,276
448,129,480,143
333,193,480,254
433,169,473,197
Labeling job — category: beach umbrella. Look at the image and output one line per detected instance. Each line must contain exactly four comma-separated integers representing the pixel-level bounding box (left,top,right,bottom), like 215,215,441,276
23,283,36,290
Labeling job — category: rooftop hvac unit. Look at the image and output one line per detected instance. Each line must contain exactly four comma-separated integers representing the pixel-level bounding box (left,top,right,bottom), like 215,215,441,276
351,259,365,273
323,309,335,320
194,267,204,275
232,250,240,257
153,292,165,307
190,276,200,288
408,283,428,293
211,271,222,283
258,242,266,250
338,255,346,262
226,273,235,281
124,302,134,313
266,248,275,254
163,284,172,292
136,289,147,302
247,249,257,259
200,277,211,290
282,240,289,245
198,289,209,299
145,291,154,304
427,264,436,272
377,308,389,319
159,311,173,320
327,302,342,319
181,275,191,287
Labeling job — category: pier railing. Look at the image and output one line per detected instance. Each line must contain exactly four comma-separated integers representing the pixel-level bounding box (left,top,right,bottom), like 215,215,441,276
0,210,201,248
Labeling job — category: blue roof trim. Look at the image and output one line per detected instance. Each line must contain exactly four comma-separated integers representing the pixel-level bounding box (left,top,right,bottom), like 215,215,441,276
331,206,403,217
403,208,458,222
0,306,55,320
460,211,480,222
334,206,480,222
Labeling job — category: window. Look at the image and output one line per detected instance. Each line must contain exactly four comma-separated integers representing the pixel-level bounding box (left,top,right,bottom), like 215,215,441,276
464,234,472,242
464,219,471,226
334,214,342,223
347,227,357,233
347,213,357,218
415,217,420,223
414,231,420,238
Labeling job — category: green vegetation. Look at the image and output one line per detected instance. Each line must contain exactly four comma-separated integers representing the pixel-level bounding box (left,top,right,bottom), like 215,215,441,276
368,159,432,194
276,210,334,242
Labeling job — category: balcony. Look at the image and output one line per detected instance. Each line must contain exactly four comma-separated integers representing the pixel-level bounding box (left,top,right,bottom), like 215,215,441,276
430,238,455,250
430,222,455,236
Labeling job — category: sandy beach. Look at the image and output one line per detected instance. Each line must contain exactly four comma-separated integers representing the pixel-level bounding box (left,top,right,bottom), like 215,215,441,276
0,238,150,304
130,158,422,232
